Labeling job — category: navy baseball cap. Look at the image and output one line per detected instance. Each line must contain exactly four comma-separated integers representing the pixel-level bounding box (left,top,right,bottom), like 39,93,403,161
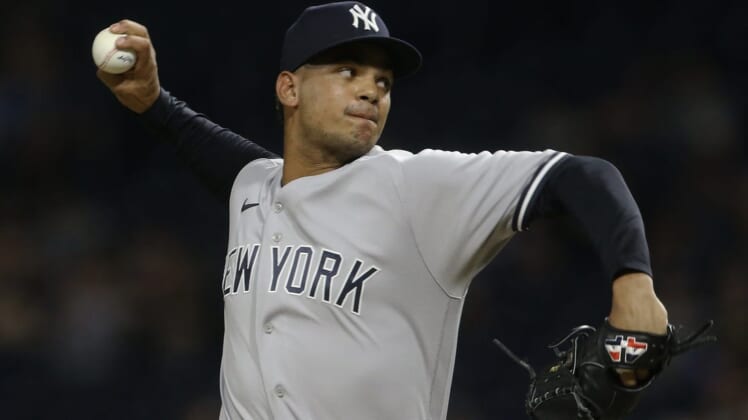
280,2,422,78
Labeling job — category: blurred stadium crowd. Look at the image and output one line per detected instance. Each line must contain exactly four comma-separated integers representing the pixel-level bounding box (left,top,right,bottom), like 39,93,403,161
1,0,745,418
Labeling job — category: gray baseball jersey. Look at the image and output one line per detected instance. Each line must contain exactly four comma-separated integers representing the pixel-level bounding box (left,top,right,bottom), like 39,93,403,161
218,146,566,420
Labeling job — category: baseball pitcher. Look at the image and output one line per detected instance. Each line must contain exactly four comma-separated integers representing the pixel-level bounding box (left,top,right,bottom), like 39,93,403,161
97,2,714,419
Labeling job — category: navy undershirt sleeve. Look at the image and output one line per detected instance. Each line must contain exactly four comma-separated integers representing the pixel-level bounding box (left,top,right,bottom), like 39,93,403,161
521,155,652,281
137,88,279,201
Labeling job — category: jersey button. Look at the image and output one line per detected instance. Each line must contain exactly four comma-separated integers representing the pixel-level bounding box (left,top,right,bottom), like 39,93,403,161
264,323,274,334
273,202,283,213
274,385,285,398
272,233,283,243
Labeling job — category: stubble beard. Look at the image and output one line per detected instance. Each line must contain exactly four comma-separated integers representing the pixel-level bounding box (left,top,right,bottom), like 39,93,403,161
301,118,379,165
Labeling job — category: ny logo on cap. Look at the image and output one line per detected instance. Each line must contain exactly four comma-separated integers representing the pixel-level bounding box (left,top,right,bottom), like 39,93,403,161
349,4,379,32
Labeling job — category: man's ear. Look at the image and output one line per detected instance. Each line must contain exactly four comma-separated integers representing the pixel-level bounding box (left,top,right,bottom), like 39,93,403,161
276,71,299,107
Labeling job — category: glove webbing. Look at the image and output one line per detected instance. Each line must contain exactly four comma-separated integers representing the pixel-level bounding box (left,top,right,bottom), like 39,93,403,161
493,328,597,419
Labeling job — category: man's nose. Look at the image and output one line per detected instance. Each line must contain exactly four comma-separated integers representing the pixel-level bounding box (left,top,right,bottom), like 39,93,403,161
356,78,379,104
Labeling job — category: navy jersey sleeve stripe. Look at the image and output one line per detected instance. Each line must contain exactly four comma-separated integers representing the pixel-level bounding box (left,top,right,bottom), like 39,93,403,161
512,151,569,232
137,88,280,201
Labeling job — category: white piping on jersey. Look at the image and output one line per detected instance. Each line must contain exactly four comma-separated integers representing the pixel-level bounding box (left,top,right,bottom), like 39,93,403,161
516,152,568,231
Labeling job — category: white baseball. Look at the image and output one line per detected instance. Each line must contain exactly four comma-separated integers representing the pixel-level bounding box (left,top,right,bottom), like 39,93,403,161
92,28,137,74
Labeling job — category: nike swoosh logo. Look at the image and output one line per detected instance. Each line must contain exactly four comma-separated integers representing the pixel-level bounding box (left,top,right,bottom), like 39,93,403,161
241,199,259,212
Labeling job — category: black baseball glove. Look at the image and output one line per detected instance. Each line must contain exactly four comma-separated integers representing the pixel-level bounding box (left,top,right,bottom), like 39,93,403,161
493,319,716,419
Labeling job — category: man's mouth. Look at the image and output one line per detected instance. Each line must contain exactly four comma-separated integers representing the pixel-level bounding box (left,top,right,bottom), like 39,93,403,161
346,109,378,124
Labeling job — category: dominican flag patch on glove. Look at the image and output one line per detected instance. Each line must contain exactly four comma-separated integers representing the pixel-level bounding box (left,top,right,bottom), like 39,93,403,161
605,335,648,363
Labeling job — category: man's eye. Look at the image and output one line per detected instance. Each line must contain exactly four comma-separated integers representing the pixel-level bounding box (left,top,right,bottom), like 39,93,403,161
339,67,353,77
377,79,391,90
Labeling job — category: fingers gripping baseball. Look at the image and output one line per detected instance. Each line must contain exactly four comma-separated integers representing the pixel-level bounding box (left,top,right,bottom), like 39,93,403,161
96,19,160,114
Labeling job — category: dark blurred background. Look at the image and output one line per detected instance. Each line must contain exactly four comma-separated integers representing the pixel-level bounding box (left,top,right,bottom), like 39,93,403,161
1,0,745,418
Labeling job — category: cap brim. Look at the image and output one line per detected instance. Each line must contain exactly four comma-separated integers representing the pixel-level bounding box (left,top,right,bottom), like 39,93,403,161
364,36,422,79
296,35,422,79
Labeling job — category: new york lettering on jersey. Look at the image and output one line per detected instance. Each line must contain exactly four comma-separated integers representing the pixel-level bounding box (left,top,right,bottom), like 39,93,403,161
222,243,379,315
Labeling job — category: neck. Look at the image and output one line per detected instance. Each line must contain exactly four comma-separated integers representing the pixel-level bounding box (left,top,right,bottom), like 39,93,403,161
281,159,341,186
281,137,343,186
